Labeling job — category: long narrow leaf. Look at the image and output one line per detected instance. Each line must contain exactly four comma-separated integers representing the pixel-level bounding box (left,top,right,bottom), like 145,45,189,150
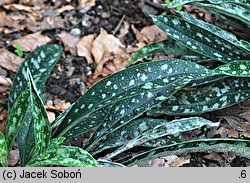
0,132,8,167
96,117,219,159
122,138,250,166
193,2,250,26
151,15,250,63
83,60,215,150
53,59,215,141
27,138,99,167
6,90,30,152
27,69,51,155
177,11,250,52
166,0,250,8
8,44,63,111
127,38,187,66
215,60,250,77
148,77,250,116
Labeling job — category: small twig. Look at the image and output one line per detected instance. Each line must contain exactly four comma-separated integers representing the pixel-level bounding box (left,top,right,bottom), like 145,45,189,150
112,14,126,35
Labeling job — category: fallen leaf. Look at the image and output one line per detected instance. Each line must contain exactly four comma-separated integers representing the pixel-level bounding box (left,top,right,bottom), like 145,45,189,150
19,0,45,7
55,5,75,15
77,34,95,63
78,0,96,11
10,32,51,52
58,31,79,54
8,149,19,166
0,11,26,33
47,111,56,124
0,0,17,6
91,28,129,78
0,76,12,87
117,21,130,41
133,25,167,44
53,98,71,111
164,155,190,167
0,109,7,133
3,4,33,12
0,49,24,72
203,152,224,163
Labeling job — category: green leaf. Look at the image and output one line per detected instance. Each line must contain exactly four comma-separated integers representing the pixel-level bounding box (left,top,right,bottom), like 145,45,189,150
26,69,51,155
151,15,250,63
8,44,63,111
177,11,250,52
126,38,188,66
27,139,99,167
166,0,250,8
17,69,52,166
98,159,126,167
6,90,30,152
147,77,250,116
94,117,219,159
0,131,8,167
122,138,250,166
215,60,250,77
193,2,250,26
53,59,215,142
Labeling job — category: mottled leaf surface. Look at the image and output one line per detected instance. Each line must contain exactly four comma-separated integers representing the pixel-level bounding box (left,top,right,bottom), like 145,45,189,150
215,60,250,77
148,77,250,116
28,138,99,167
53,59,215,141
122,138,250,166
27,70,51,155
0,132,8,167
96,117,219,159
178,11,250,52
127,39,187,66
151,15,250,63
166,0,250,8
6,90,30,152
193,2,250,26
82,60,215,150
8,44,63,111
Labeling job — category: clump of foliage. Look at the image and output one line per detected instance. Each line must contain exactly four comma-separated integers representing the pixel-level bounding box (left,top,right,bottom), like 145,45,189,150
0,0,250,167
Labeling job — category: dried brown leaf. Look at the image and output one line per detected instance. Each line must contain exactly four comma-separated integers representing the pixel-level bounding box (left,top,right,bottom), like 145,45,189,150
0,109,7,133
0,11,26,33
8,149,19,166
0,49,24,72
0,76,12,87
78,0,95,10
77,34,95,64
47,111,56,124
58,31,79,54
0,0,17,6
3,4,33,12
55,5,75,15
10,32,51,52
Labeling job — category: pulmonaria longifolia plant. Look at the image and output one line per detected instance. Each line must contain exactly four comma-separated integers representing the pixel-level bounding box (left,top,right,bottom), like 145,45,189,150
1,0,250,167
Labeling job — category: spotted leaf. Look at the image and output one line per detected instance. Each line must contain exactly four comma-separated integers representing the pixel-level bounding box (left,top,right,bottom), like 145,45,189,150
127,38,188,66
27,138,99,167
84,61,215,150
215,60,250,77
0,132,8,167
93,117,219,159
151,15,250,63
193,2,250,26
166,0,250,8
26,69,51,155
122,138,250,166
53,59,215,142
17,70,51,166
148,77,250,116
177,11,250,52
8,44,63,111
6,89,30,152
